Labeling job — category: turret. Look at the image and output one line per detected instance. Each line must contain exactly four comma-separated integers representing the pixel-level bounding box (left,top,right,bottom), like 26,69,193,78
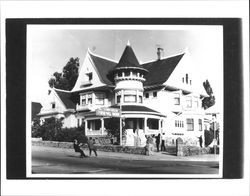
109,41,148,105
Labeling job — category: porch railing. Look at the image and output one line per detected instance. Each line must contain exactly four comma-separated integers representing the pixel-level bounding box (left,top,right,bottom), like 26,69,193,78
86,129,104,135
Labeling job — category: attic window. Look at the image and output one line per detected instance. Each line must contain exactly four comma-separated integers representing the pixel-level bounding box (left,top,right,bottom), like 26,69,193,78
145,93,149,98
153,91,157,98
186,74,188,84
52,103,55,109
87,72,93,81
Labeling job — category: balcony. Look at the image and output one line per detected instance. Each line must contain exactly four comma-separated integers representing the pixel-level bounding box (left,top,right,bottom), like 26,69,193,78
76,104,94,112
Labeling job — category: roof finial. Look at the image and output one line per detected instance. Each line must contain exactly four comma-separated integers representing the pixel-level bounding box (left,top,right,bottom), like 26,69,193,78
127,40,131,46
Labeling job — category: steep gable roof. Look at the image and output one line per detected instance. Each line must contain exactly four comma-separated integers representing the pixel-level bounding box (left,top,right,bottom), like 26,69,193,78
88,52,117,85
54,89,77,109
142,53,185,86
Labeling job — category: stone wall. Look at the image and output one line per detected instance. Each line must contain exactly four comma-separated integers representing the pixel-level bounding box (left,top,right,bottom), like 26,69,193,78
32,140,146,155
176,144,210,156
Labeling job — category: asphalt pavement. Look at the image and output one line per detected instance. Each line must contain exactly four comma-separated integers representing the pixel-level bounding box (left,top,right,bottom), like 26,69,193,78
32,146,220,175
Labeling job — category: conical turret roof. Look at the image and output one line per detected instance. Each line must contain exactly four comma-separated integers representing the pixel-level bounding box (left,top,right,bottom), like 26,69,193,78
114,43,147,72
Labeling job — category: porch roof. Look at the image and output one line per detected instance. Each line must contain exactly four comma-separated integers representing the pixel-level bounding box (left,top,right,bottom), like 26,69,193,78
78,105,166,119
111,105,166,117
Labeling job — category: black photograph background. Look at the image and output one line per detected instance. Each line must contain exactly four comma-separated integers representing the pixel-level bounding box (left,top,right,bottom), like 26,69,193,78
6,18,243,179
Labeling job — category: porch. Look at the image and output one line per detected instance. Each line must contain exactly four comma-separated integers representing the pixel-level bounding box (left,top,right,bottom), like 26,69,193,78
83,116,164,137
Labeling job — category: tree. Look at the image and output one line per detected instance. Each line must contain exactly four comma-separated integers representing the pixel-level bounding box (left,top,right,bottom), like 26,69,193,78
48,57,80,91
202,79,215,109
32,117,63,141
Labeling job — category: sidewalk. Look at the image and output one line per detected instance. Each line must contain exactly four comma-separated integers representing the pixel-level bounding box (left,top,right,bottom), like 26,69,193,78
95,150,220,162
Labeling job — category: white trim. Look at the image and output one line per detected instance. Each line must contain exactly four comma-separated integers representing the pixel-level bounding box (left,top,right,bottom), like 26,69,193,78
140,51,186,65
127,40,131,46
122,111,165,117
53,87,71,93
87,48,118,63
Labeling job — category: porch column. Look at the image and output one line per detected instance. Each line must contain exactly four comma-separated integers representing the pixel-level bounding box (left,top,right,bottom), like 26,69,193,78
101,118,104,135
160,119,163,133
84,120,88,135
158,119,161,134
144,117,148,134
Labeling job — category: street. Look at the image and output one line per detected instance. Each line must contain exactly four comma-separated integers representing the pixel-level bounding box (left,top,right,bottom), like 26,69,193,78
32,146,219,175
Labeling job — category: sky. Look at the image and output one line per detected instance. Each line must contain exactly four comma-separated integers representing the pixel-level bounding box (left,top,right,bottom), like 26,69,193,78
27,25,223,111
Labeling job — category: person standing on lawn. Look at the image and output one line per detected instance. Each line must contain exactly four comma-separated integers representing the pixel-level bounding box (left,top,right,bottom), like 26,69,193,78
155,133,161,152
87,137,98,157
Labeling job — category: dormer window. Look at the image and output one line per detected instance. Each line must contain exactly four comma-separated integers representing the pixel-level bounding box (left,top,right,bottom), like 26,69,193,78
87,72,93,81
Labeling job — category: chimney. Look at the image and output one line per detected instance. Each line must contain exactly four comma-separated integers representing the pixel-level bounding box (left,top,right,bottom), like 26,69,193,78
157,47,164,60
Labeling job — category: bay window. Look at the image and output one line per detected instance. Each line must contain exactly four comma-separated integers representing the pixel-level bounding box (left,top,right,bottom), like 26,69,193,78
186,118,194,131
81,95,86,105
124,90,137,103
124,95,136,102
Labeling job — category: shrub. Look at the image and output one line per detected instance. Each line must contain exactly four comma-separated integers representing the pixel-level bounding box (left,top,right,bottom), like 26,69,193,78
32,118,86,143
56,126,87,143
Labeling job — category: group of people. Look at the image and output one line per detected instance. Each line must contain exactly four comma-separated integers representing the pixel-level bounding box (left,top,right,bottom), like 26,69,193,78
145,133,166,155
155,133,166,152
73,137,97,158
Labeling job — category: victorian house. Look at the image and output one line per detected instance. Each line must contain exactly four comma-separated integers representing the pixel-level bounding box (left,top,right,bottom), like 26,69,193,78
38,41,208,146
